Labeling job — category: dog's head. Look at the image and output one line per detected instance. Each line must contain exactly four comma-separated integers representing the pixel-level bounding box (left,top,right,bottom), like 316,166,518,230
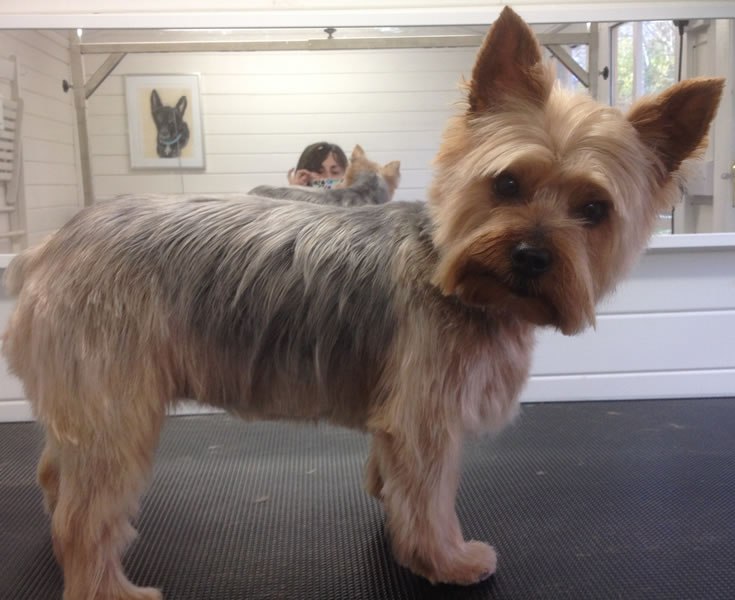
151,89,189,156
340,145,401,200
430,6,723,335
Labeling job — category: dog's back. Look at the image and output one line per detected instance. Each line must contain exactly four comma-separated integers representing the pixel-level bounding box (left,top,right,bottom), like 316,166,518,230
250,171,391,206
250,145,400,207
1,195,435,425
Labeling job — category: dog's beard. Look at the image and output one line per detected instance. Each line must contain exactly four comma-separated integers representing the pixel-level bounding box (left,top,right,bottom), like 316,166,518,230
434,228,596,335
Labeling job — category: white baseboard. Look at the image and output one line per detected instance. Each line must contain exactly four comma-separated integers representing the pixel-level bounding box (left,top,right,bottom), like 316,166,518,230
169,400,224,417
523,369,735,402
0,399,34,422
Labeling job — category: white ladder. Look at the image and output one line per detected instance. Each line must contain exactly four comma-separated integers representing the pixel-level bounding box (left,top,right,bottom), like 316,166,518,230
0,55,26,251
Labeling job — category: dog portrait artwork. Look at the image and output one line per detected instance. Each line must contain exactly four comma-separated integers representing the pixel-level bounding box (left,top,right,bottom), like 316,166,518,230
125,75,204,169
2,6,723,600
150,89,190,159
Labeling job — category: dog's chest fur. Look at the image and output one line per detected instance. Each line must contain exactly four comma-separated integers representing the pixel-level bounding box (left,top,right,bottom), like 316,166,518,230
457,325,533,432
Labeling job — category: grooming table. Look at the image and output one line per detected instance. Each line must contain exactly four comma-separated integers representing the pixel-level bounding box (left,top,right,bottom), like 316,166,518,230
1,398,733,599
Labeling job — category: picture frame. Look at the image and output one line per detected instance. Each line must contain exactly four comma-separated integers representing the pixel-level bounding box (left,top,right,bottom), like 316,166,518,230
124,74,205,169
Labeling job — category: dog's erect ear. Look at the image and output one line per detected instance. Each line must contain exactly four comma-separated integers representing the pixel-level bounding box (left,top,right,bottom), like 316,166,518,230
468,6,549,113
382,160,401,179
151,89,162,111
175,95,188,116
351,144,365,161
627,77,724,175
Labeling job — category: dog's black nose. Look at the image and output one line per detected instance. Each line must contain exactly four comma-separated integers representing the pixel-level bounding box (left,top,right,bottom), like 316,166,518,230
511,243,552,278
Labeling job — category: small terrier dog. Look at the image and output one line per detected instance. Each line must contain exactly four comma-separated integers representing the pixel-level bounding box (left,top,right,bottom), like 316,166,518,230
250,144,401,206
2,7,723,600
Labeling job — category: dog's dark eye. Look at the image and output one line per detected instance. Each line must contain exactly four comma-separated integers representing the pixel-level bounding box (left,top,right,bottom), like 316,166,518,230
493,172,520,198
579,201,609,226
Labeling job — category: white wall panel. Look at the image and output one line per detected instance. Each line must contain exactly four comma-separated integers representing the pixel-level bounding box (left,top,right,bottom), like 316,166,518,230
86,49,475,75
85,47,463,202
532,311,735,376
598,249,735,314
523,369,735,403
25,185,80,209
92,152,435,177
203,131,443,154
0,30,82,244
92,172,429,198
200,91,462,115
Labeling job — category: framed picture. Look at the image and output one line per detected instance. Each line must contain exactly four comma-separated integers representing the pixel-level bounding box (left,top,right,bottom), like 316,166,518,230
124,74,205,169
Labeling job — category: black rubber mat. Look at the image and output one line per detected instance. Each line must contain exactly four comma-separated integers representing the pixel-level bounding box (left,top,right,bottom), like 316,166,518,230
1,398,734,599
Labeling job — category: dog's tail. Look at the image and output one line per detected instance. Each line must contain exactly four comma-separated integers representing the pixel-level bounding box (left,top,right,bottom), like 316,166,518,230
4,241,45,296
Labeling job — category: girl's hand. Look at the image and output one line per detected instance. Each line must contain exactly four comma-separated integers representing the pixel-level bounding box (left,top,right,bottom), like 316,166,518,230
288,168,317,186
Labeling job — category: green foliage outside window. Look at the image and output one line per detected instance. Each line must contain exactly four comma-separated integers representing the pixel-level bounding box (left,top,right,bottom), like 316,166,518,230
614,21,677,111
613,20,679,233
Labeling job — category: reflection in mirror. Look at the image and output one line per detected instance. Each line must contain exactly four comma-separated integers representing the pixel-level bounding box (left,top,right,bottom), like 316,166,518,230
0,18,732,251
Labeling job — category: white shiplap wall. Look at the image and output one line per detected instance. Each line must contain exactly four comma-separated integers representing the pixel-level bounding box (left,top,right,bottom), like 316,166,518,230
525,237,735,401
85,49,477,202
0,30,82,247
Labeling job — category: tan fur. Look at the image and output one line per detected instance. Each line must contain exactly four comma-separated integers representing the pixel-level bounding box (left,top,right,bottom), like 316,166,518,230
1,7,724,599
339,143,402,199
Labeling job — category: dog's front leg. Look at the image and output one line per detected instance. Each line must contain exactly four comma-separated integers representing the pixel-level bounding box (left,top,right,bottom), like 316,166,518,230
370,429,496,585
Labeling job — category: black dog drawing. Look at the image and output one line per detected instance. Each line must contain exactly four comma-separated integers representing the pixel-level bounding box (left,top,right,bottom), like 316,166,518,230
150,89,190,158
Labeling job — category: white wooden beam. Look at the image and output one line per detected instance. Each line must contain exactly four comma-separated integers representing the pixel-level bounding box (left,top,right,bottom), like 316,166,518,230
1,2,734,29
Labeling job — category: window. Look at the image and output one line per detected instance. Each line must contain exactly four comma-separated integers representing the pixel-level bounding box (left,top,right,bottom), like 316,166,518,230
612,20,678,111
552,44,589,93
613,20,679,233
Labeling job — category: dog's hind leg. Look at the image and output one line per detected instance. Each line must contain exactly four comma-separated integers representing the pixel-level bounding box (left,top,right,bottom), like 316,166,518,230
38,436,60,515
48,383,167,600
363,445,384,499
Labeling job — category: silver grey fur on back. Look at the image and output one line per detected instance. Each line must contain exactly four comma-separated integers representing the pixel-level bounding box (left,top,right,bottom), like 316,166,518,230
21,194,491,425
10,194,524,430
249,172,391,206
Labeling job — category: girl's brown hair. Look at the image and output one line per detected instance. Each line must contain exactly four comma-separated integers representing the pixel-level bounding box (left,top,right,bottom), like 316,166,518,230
296,142,348,173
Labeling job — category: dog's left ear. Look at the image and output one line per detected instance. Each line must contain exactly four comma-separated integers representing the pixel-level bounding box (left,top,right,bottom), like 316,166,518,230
468,6,550,113
627,77,724,175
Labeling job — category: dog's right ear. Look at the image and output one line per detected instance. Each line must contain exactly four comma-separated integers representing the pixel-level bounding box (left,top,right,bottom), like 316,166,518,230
151,89,162,112
351,144,366,161
627,77,724,176
382,160,401,180
175,95,188,116
468,6,551,113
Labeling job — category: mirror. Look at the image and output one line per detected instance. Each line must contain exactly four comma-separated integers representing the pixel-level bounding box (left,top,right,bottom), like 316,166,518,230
1,17,733,253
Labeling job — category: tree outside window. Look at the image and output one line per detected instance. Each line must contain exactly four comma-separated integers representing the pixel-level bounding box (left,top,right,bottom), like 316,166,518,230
613,20,679,233
613,20,678,111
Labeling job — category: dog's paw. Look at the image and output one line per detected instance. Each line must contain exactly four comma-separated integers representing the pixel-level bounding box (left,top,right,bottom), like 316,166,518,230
431,540,497,586
79,584,163,600
128,587,163,600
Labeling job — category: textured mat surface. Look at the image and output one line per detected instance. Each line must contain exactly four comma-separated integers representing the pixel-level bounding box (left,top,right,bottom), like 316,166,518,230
1,398,734,600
